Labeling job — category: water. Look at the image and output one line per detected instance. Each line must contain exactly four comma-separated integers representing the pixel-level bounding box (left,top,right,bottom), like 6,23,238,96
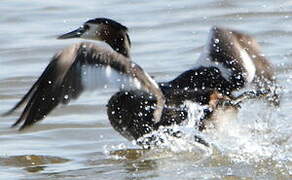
0,0,291,179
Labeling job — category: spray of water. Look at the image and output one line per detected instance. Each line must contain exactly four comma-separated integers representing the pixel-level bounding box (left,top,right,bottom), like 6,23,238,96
105,86,290,171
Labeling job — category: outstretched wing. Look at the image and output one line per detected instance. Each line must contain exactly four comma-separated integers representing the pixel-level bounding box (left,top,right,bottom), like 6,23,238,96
197,26,279,104
196,26,257,87
4,42,165,130
229,28,275,82
199,26,277,85
167,26,276,97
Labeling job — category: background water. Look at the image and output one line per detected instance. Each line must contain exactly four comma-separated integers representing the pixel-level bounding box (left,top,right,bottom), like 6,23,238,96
0,0,291,179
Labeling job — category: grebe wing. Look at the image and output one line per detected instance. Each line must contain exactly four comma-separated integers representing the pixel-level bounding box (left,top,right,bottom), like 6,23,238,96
4,42,165,130
168,27,274,95
195,26,279,104
229,29,275,82
195,26,257,86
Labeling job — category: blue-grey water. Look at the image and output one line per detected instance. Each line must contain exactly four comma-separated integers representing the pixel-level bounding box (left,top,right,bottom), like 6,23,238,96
0,0,291,179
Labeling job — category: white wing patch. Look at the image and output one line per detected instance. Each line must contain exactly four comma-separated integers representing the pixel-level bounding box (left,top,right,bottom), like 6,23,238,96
81,65,142,91
239,49,256,83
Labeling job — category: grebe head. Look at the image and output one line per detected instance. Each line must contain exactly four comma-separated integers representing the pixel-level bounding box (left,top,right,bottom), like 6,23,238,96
58,18,131,57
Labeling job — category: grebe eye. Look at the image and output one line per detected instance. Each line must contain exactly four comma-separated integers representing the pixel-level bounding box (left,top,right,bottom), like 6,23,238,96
83,24,90,30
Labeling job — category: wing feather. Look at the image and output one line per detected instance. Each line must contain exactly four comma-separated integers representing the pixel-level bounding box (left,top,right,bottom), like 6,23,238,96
196,26,256,87
4,42,165,129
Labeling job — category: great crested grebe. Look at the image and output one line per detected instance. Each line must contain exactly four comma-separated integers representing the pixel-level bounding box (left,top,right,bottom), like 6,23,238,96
3,18,279,144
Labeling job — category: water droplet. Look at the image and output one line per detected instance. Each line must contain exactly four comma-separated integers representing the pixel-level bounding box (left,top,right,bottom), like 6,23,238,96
64,95,69,100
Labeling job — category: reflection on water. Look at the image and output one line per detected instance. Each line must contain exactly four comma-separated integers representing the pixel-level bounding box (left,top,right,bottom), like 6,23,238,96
0,155,69,173
110,149,149,160
0,0,292,179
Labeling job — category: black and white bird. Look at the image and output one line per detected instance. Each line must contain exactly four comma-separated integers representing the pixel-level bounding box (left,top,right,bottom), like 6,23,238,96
3,18,279,143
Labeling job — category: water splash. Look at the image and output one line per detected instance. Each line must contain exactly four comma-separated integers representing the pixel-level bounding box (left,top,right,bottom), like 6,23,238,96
104,90,290,174
136,125,210,152
209,100,291,164
135,101,212,155
180,100,209,129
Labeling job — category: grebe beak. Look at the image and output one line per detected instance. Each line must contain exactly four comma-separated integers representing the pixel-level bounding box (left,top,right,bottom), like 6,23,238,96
57,26,86,39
